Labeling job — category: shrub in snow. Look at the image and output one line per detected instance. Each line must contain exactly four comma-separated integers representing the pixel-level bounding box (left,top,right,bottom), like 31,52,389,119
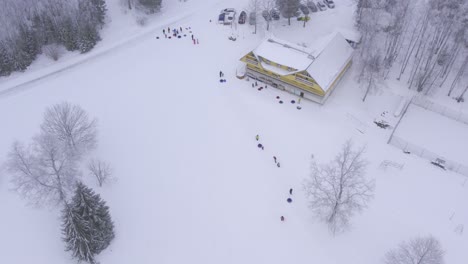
43,44,65,61
88,159,113,187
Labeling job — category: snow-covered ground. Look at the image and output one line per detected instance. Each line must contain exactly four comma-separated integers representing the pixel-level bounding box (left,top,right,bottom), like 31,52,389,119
1,0,467,264
395,103,468,165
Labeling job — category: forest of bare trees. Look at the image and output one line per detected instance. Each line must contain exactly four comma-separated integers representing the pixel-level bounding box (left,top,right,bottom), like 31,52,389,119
355,0,468,102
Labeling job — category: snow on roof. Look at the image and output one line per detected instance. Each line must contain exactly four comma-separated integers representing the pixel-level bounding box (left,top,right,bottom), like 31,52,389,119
306,33,354,92
334,27,361,43
251,33,353,92
253,36,315,71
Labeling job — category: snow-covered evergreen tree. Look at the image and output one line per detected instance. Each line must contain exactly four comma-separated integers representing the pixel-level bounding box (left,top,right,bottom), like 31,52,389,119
71,182,115,255
0,42,12,76
62,205,96,264
90,0,107,26
138,0,162,13
276,0,300,25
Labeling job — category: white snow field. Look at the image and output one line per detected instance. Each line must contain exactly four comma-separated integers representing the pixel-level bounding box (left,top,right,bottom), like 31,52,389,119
394,103,468,166
1,0,467,264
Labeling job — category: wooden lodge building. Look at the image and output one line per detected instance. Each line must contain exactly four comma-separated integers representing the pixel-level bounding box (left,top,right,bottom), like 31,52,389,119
240,32,354,104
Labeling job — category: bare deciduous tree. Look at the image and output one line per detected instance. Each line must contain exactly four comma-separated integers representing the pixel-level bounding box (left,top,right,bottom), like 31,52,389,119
41,102,97,158
88,159,112,187
7,134,80,206
303,140,375,234
384,236,444,264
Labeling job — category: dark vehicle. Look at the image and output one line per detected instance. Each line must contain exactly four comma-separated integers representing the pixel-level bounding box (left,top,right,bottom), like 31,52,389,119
249,12,256,25
239,11,247,24
221,8,235,13
299,4,310,15
271,8,280,20
324,0,335,8
307,1,318,12
262,10,272,21
218,13,225,23
317,1,327,11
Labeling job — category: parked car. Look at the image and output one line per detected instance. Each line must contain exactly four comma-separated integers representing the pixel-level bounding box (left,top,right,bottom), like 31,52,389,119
224,10,236,24
299,4,310,15
221,8,235,13
324,0,335,8
238,11,247,24
307,1,318,12
262,10,272,21
218,13,225,24
249,12,256,25
271,8,280,20
317,1,327,11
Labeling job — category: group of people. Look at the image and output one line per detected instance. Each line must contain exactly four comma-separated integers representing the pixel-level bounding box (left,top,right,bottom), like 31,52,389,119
158,26,199,45
255,134,293,222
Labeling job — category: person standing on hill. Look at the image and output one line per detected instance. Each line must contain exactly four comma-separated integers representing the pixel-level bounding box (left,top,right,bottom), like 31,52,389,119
255,135,259,141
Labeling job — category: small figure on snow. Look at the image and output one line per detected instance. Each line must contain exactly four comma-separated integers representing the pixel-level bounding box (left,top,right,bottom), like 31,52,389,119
255,81,258,86
255,135,259,141
273,156,277,163
277,162,280,168
280,216,285,222
197,39,199,44
180,26,183,32
287,198,292,203
257,143,263,149
289,188,293,195
220,71,223,78
163,29,165,34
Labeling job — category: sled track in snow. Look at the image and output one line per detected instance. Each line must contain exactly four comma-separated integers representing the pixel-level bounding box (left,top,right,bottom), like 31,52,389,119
0,1,221,99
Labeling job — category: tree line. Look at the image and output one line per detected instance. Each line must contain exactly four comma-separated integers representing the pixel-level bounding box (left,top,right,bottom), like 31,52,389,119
0,0,163,78
0,0,106,77
356,0,468,102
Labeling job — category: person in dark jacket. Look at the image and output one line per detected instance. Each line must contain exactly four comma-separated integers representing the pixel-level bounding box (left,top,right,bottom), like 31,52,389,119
273,156,277,163
289,188,293,195
280,216,285,221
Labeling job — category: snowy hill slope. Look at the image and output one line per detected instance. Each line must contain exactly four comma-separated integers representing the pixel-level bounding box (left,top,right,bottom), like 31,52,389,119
0,0,467,263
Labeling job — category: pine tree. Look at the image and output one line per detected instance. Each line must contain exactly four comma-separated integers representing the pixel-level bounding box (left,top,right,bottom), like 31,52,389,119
138,0,163,13
0,42,13,76
276,0,300,25
90,0,107,26
72,182,115,255
62,205,96,264
58,18,79,51
77,22,101,53
18,24,40,63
